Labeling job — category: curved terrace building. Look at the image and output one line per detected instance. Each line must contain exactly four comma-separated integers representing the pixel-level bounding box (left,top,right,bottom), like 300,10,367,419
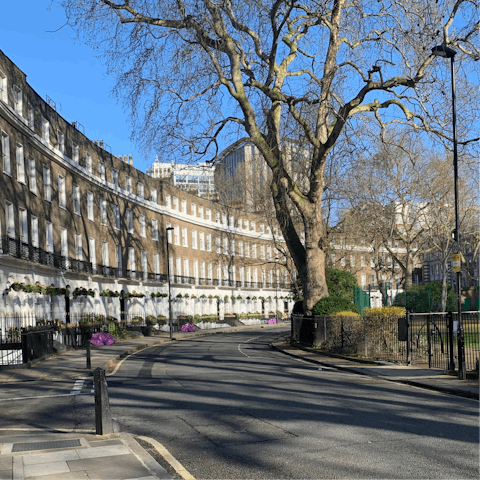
0,49,294,324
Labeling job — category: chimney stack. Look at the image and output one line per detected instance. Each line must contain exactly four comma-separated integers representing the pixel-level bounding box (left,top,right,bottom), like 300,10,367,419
99,140,104,148
129,155,133,165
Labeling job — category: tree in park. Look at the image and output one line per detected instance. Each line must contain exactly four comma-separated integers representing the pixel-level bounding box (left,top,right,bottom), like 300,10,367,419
62,0,479,314
340,132,444,290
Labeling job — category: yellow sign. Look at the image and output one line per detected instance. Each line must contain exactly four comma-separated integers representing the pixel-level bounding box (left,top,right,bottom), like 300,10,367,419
452,253,461,272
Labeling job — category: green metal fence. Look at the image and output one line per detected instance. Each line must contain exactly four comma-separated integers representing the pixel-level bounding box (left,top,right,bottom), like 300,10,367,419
353,286,370,314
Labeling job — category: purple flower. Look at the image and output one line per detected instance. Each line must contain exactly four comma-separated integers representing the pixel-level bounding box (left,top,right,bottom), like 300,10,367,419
181,323,195,332
268,318,277,324
90,332,116,346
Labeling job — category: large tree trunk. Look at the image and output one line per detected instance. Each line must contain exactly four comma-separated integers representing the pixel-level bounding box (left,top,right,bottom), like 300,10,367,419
403,254,414,289
271,169,329,315
303,237,329,314
301,209,329,314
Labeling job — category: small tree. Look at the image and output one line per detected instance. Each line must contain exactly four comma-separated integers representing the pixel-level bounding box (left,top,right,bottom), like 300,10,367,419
393,281,457,312
326,268,358,301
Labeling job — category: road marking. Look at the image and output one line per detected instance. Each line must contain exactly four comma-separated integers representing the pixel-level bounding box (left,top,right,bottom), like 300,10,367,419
70,377,91,395
137,435,195,480
237,336,259,358
0,377,94,401
0,393,88,402
108,354,131,376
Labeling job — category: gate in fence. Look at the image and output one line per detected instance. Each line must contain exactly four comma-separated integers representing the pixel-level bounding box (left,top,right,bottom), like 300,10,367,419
21,327,55,363
406,311,479,371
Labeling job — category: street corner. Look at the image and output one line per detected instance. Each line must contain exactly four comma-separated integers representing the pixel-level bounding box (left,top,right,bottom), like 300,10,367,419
134,435,195,480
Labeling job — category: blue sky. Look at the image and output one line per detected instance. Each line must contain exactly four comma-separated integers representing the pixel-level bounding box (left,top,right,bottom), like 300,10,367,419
0,1,152,172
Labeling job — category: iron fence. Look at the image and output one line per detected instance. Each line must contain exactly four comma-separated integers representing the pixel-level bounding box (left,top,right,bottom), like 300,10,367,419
291,311,479,371
0,315,37,365
0,312,158,365
21,326,55,363
408,312,479,371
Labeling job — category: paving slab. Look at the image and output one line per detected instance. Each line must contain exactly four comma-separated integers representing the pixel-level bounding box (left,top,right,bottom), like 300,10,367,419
29,472,90,480
22,450,80,466
68,454,153,478
75,444,131,459
0,469,11,480
0,458,12,471
23,460,70,478
88,439,124,447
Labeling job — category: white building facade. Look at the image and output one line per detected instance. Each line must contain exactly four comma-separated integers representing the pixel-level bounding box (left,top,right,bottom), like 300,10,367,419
0,49,294,328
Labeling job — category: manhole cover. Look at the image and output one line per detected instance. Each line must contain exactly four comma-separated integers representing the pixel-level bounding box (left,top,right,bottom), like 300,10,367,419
12,439,81,452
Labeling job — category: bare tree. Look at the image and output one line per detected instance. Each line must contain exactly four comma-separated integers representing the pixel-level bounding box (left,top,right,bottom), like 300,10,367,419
341,133,440,290
342,130,478,311
62,0,479,313
420,159,478,310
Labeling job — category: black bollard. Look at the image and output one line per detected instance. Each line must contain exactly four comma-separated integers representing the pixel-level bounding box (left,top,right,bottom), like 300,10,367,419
94,367,113,435
86,340,91,369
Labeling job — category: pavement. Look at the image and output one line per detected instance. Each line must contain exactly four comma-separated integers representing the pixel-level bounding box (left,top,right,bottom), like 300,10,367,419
0,322,478,480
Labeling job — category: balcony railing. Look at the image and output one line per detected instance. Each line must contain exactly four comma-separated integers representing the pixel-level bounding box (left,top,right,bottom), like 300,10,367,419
1,236,294,291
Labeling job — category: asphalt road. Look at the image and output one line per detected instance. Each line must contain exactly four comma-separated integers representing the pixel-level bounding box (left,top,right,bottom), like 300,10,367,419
1,327,478,479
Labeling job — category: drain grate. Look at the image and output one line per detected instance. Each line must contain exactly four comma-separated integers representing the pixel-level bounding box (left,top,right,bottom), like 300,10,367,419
12,439,81,452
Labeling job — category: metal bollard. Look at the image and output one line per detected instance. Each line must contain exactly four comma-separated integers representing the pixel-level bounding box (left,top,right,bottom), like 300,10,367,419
94,367,113,435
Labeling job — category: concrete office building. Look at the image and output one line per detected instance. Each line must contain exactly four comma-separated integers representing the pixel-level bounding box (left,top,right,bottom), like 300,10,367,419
147,156,216,199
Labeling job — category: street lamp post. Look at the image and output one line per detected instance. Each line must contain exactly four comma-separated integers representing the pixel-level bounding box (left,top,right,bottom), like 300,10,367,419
275,257,279,323
166,227,174,340
431,44,466,380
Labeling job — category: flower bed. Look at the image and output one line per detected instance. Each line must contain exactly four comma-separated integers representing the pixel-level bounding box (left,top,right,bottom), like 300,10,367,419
100,290,120,297
73,287,95,297
125,292,145,299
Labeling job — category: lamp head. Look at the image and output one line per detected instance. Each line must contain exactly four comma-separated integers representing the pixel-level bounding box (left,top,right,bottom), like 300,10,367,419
431,45,457,58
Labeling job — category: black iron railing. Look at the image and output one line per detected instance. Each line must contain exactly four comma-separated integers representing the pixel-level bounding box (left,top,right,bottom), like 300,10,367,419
291,312,479,371
1,236,294,291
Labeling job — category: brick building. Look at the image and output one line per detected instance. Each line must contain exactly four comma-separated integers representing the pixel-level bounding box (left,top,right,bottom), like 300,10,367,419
0,49,293,322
